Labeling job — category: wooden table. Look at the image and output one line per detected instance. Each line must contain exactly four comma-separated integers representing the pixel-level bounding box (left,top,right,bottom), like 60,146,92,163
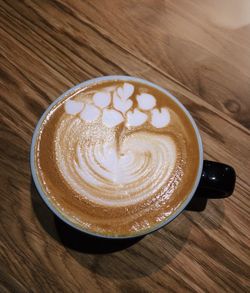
1,1,249,292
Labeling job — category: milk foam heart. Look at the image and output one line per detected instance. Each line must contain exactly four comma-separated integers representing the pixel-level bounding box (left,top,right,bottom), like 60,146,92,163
151,108,170,128
102,109,124,128
65,100,84,115
117,83,134,100
136,93,156,110
126,109,148,127
80,104,100,122
93,92,111,108
113,91,133,114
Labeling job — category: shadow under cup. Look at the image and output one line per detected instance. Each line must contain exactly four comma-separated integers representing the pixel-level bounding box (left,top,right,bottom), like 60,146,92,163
30,76,236,240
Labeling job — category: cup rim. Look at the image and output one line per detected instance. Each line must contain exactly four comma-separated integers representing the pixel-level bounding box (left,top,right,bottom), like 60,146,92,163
30,75,203,239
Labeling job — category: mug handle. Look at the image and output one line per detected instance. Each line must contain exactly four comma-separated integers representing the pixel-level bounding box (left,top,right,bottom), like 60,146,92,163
197,160,236,198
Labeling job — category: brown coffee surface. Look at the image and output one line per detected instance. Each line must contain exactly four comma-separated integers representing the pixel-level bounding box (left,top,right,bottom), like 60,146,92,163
34,80,200,236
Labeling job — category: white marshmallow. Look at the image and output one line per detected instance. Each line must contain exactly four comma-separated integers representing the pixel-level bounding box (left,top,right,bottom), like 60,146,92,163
80,104,100,122
113,91,133,114
117,83,134,100
126,108,148,127
136,93,156,110
102,109,124,128
93,92,111,108
151,108,170,128
65,100,84,115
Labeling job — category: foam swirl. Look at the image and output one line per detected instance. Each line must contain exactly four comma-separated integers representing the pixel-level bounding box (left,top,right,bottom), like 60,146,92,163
54,115,177,207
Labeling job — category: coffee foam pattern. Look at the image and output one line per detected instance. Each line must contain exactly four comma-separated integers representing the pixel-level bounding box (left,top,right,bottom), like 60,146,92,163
54,83,178,207
64,83,171,128
55,125,176,206
35,79,201,236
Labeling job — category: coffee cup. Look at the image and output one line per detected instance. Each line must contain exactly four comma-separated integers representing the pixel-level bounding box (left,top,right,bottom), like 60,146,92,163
30,76,236,239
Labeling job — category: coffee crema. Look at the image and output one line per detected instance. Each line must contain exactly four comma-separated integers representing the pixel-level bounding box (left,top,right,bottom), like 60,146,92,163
35,79,200,236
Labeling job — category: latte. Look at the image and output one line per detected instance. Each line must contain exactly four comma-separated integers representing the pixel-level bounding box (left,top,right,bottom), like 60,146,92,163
34,78,200,236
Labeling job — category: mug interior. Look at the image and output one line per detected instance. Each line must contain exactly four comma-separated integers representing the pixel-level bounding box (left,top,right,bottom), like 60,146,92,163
30,75,203,239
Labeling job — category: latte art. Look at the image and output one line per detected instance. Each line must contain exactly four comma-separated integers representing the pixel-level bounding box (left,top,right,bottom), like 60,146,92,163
64,83,170,129
55,83,176,207
35,79,200,236
55,127,177,206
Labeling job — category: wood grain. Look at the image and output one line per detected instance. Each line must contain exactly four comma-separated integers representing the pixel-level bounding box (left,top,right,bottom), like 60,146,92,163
0,0,250,292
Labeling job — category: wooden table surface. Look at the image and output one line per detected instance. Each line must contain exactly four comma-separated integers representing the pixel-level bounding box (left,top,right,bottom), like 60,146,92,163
1,1,250,292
